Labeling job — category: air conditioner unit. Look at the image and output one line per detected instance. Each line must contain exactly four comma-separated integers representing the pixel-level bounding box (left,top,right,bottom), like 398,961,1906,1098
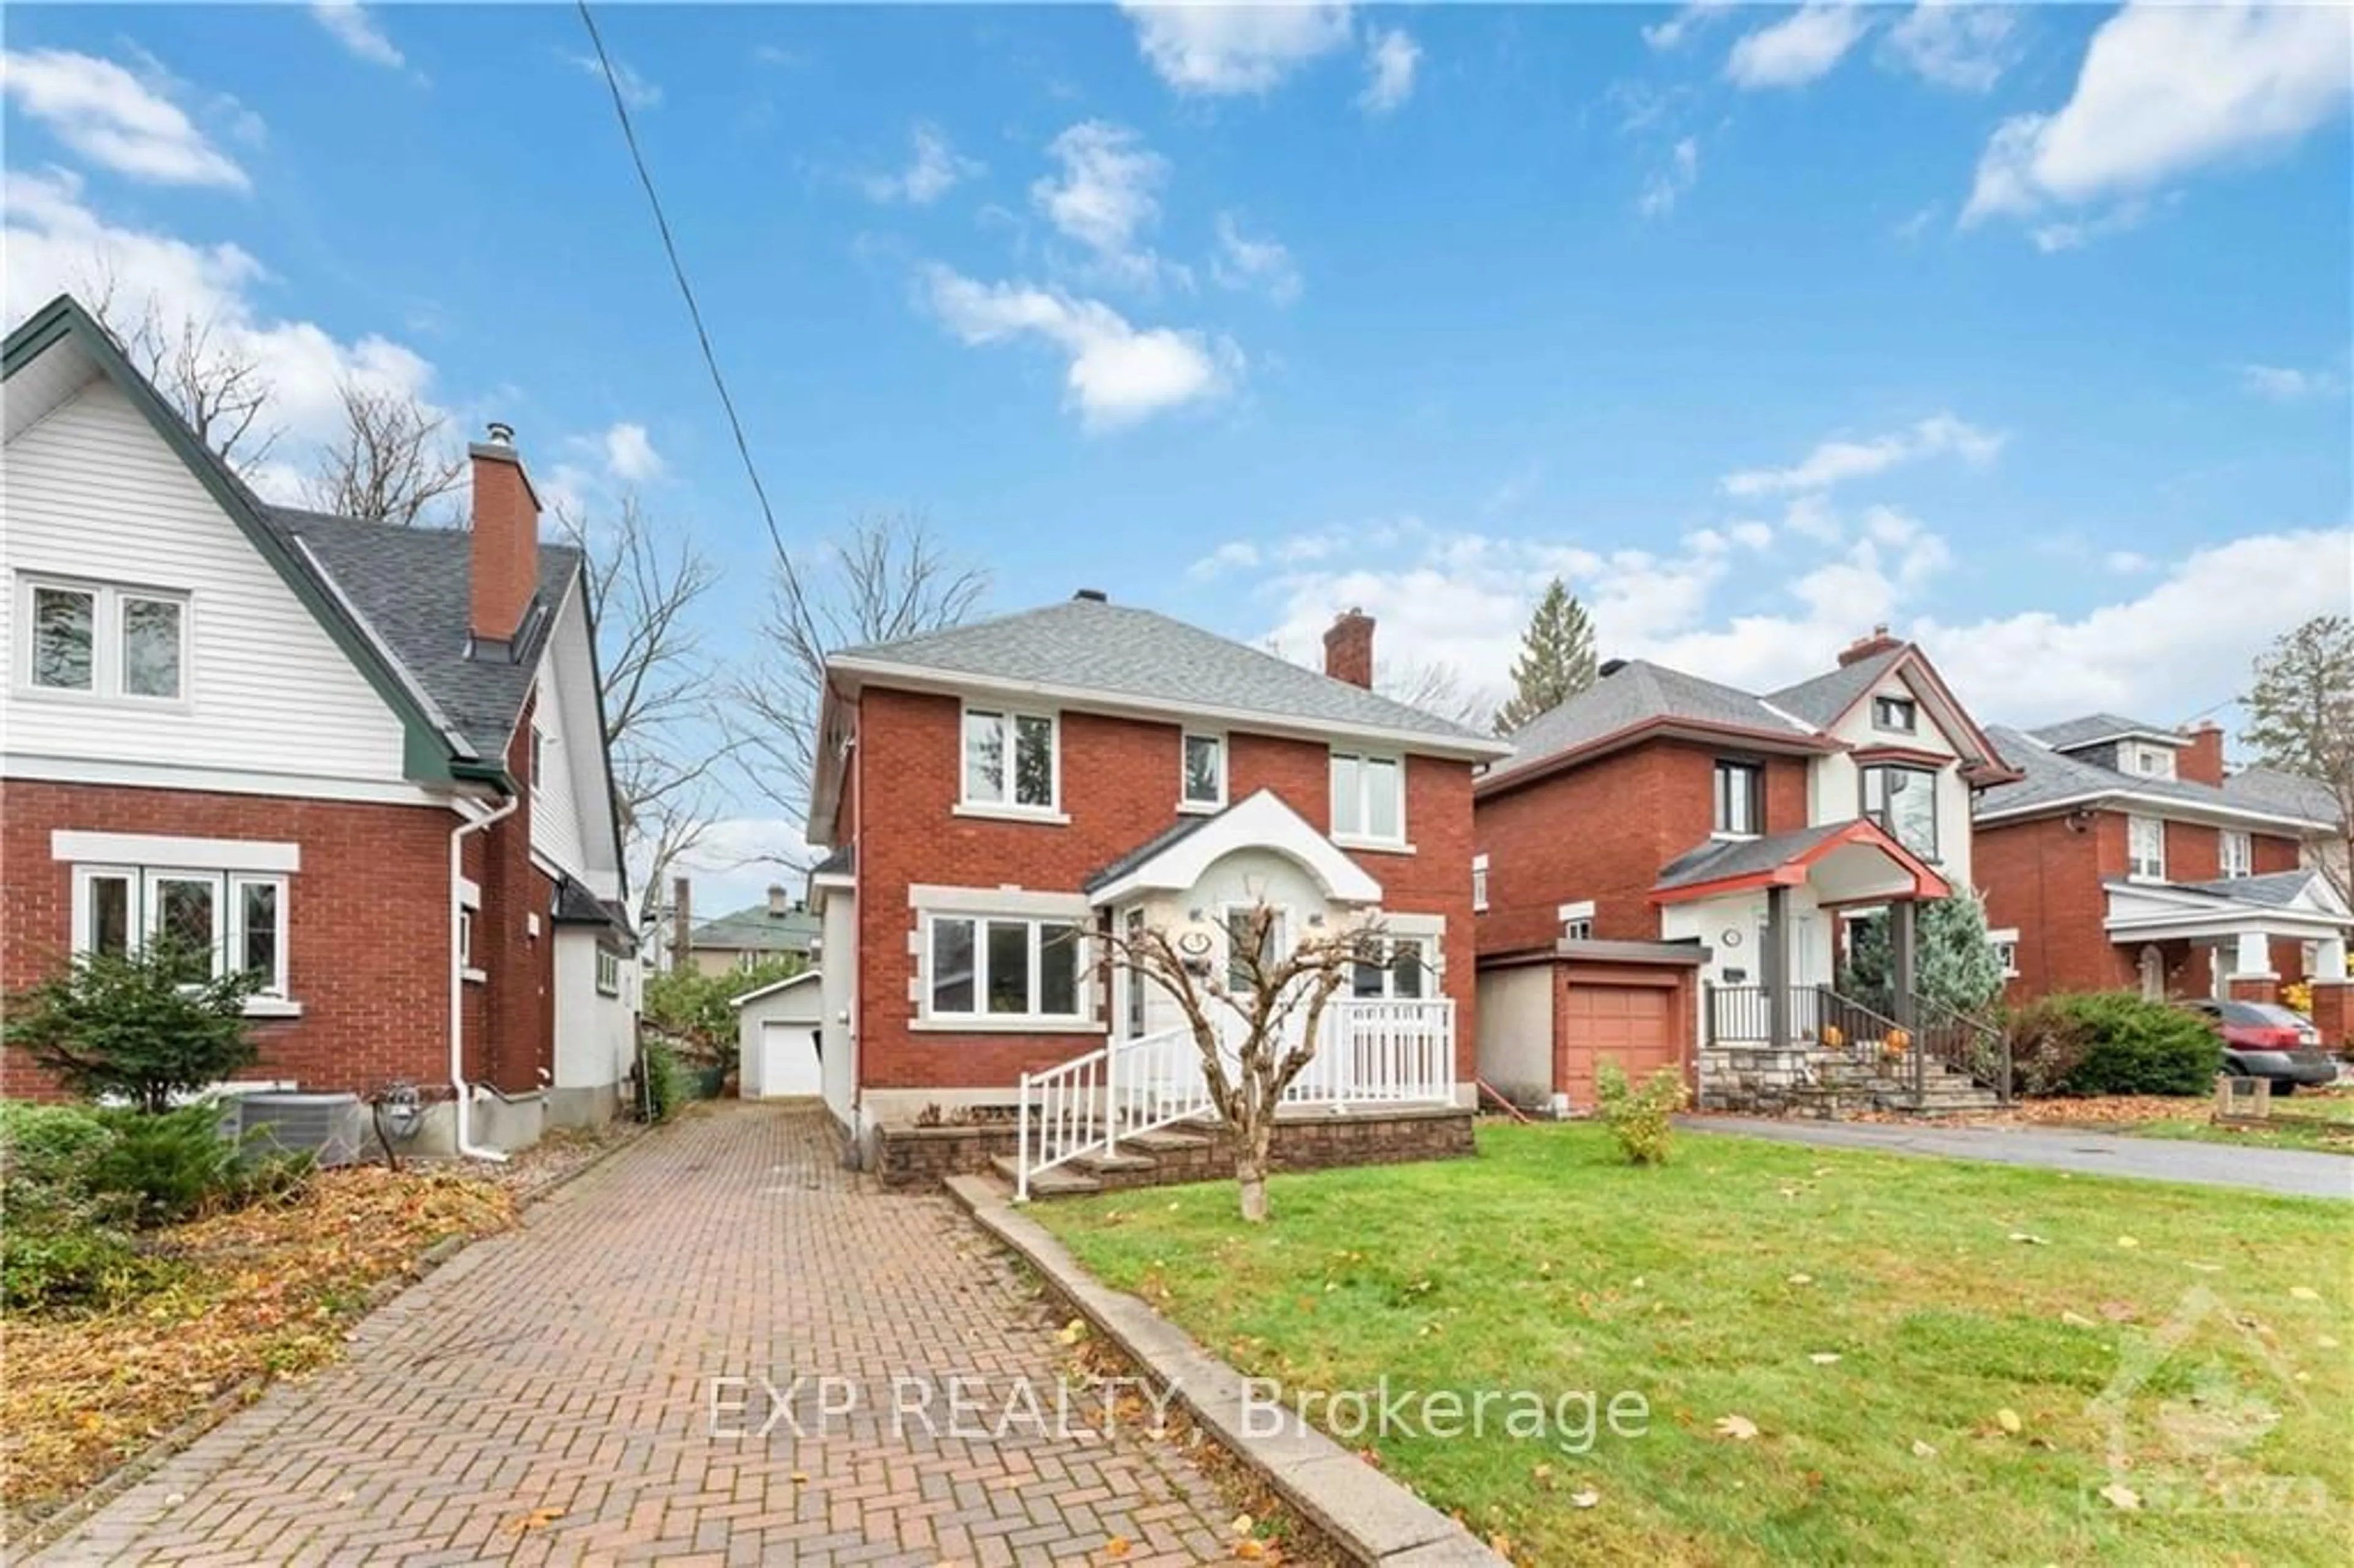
234,1091,365,1168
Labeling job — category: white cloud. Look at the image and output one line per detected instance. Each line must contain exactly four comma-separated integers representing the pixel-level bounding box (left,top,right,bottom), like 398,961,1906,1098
2239,363,2347,402
1188,539,1262,580
1721,413,2005,498
918,263,1238,430
862,122,981,206
1031,120,1173,289
1964,2,2353,227
1725,4,1870,90
1210,212,1301,305
2103,550,2156,574
0,48,251,189
1728,520,1775,551
311,4,406,72
3,166,439,495
1639,137,1700,218
1893,202,1941,242
601,422,664,482
1119,1,1356,95
566,50,661,110
1644,2,1734,53
1357,28,1419,115
1880,2,2016,93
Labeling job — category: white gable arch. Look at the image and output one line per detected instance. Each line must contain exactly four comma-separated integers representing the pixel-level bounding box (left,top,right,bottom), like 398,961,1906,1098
1087,788,1382,907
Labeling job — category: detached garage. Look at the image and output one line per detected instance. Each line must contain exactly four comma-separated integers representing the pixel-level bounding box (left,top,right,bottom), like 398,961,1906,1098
734,971,825,1100
1476,940,1706,1116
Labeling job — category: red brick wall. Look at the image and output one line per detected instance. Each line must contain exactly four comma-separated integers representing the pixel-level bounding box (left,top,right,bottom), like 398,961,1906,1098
1976,811,2140,1000
2253,834,2302,875
850,687,1478,1094
1,780,454,1100
1473,740,1809,954
476,698,555,1094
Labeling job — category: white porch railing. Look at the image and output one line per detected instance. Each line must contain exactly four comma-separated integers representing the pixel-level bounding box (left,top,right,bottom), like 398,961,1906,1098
1016,998,1455,1200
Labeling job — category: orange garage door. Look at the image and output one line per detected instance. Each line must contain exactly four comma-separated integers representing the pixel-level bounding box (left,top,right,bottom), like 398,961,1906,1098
1558,981,1683,1110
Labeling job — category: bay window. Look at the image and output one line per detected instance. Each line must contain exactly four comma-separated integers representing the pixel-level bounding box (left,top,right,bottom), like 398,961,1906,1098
962,706,1057,812
20,578,187,701
923,913,1084,1023
1862,764,1938,860
1331,751,1404,845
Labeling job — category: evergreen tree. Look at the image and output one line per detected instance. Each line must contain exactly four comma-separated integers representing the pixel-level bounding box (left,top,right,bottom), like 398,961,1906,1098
1492,578,1598,735
1838,891,2005,1019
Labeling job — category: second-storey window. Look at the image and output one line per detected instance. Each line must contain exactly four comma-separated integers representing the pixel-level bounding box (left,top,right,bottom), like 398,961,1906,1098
1181,733,1225,809
925,915,1082,1020
1331,752,1403,843
23,579,186,701
962,707,1056,810
1862,764,1938,860
1713,760,1761,836
2220,829,2253,880
1471,853,1490,913
2128,814,2166,881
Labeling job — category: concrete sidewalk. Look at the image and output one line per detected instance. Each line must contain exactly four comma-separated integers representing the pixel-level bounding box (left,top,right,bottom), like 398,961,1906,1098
1688,1116,2354,1201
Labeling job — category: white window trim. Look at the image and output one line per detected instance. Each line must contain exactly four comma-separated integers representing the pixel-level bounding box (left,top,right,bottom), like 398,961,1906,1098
1862,762,1940,862
14,574,193,709
596,946,622,997
2219,829,2253,880
1330,750,1409,851
459,906,485,984
1712,759,1762,839
1350,931,1438,1001
1178,730,1228,813
1559,899,1596,942
912,909,1098,1032
69,862,296,1014
1986,926,2021,979
2127,813,2168,883
52,831,299,874
959,702,1063,818
1471,853,1490,913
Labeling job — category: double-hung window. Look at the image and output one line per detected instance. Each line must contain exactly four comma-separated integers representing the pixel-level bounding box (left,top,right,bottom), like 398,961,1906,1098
2219,829,2253,880
924,914,1083,1022
72,866,289,998
1181,732,1226,810
1350,935,1430,1000
2127,815,2166,881
962,707,1057,812
1471,853,1490,913
21,578,188,701
596,947,622,996
1713,760,1762,837
1862,764,1938,859
1330,752,1404,845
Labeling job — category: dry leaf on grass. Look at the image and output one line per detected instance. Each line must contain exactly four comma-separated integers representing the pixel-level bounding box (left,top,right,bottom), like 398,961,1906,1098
1570,1487,1601,1509
1713,1414,1760,1441
2290,1286,2322,1301
1996,1409,2023,1434
1808,1352,1843,1365
1911,1439,1938,1458
2007,1232,2049,1246
2099,1482,2142,1511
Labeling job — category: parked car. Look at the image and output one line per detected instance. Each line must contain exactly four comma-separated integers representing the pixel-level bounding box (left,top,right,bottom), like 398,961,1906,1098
2176,999,2337,1092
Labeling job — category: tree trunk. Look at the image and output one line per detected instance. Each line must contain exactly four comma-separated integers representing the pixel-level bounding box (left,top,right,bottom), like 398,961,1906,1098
1233,1115,1274,1224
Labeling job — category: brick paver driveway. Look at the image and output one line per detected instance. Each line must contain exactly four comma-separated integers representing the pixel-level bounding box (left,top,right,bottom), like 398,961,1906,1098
40,1105,1238,1566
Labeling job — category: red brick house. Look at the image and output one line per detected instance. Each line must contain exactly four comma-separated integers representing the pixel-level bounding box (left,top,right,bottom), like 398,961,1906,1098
1471,630,2019,1113
799,596,1509,1168
1,295,635,1152
1975,714,2351,1041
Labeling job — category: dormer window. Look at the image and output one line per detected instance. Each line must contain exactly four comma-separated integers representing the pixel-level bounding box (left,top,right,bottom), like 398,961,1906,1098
1872,695,1917,734
20,578,186,702
2125,744,2175,780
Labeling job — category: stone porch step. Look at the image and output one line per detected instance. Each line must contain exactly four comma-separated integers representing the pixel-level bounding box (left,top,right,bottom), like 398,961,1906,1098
986,1156,1102,1195
1123,1125,1216,1152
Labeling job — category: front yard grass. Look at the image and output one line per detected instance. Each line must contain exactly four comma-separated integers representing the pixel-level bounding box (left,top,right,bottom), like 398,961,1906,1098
1035,1123,2352,1566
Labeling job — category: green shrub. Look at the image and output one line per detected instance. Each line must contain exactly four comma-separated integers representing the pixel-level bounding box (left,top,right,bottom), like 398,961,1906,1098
1,1100,123,1230
2008,992,2223,1097
1595,1060,1689,1165
86,1103,243,1227
0,1222,165,1312
4,938,258,1113
639,1040,690,1124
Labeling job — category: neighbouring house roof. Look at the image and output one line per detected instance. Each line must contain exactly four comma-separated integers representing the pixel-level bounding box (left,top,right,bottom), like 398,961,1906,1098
2027,712,2187,752
2224,765,2341,826
552,875,634,941
1651,818,1949,905
1482,659,1828,790
810,845,855,878
2174,869,2334,910
1976,726,2338,830
829,596,1507,755
264,507,581,761
729,969,821,1008
691,904,822,954
1762,645,1909,729
2100,870,2353,940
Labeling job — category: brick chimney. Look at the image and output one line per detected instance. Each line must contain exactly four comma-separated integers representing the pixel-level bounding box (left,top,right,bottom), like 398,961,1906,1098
1323,607,1374,689
1837,623,1904,668
2178,720,2225,788
766,883,787,918
670,875,692,974
469,422,541,650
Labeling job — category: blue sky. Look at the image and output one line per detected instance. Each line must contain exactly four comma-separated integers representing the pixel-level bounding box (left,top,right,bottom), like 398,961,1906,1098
5,3,2350,903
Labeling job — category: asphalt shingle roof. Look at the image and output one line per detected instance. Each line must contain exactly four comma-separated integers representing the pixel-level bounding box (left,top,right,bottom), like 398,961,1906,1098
2224,766,2339,823
1484,659,1819,787
1655,821,1849,893
1976,726,2337,826
691,904,821,954
264,508,580,760
2026,712,2182,751
1764,646,1906,729
834,597,1492,747
2173,870,2329,910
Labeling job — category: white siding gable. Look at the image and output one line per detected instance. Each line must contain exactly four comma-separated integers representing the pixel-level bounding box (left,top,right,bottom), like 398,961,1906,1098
1,378,411,787
527,579,620,899
1807,668,1977,889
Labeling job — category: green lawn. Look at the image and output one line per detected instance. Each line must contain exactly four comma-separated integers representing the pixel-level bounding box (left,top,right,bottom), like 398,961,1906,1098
1036,1124,2352,1566
2130,1089,2354,1155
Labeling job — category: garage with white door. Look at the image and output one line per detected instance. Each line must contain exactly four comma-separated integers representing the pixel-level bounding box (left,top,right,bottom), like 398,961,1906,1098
734,971,824,1100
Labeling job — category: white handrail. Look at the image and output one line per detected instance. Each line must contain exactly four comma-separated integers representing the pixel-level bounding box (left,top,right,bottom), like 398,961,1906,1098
1012,997,1457,1199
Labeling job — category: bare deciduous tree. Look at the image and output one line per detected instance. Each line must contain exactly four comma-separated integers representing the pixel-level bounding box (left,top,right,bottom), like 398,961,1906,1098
561,493,731,930
1378,657,1494,732
307,381,467,525
735,511,988,812
1093,903,1390,1224
82,268,280,474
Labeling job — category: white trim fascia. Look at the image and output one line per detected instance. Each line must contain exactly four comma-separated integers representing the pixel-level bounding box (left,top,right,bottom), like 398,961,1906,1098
826,655,1514,761
810,870,856,890
907,883,1093,918
1973,790,2335,834
2105,910,2352,942
4,753,455,809
457,876,482,908
908,1017,1108,1035
52,830,300,873
730,970,823,1008
950,802,1072,826
1380,910,1447,938
1558,899,1598,922
1754,699,1822,737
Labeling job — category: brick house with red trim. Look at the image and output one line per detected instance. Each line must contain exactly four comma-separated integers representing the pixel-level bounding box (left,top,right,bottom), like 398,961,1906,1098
1,295,635,1151
1975,714,2351,1042
1472,630,2019,1113
799,596,1509,1159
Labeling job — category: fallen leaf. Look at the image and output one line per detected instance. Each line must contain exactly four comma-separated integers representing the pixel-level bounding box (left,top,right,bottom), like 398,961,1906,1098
1808,1352,1843,1365
1236,1542,1267,1561
1570,1487,1601,1509
2099,1482,2141,1512
2061,1311,2098,1328
2116,1236,2139,1249
511,1507,563,1534
1713,1414,1760,1441
2008,1232,2047,1246
1996,1409,2023,1434
790,1471,809,1484
1105,1537,1132,1559
1787,1273,1814,1286
1230,1513,1255,1537
2185,1261,2222,1273
1486,1536,1511,1558
1911,1439,1937,1458
2317,1335,2340,1349
2290,1286,2322,1301
1056,1318,1087,1345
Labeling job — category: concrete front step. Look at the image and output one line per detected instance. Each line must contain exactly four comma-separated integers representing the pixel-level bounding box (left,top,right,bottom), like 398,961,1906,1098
986,1155,1102,1195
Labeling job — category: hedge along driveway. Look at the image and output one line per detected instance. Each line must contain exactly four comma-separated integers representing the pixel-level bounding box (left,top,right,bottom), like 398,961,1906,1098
1688,1116,2354,1200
